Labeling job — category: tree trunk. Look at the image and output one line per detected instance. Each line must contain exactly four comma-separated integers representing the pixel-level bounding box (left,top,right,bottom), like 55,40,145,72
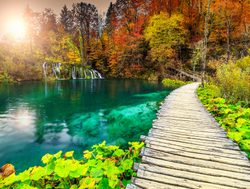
29,36,33,54
226,19,231,62
201,0,212,87
79,29,86,67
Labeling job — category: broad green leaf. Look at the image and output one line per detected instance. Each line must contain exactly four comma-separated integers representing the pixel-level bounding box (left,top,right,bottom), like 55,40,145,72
64,151,74,158
41,154,53,164
70,185,78,189
79,177,96,189
30,166,46,181
90,168,104,178
53,151,62,159
84,150,92,159
69,164,88,178
120,159,133,171
112,149,125,157
97,178,110,189
108,176,119,188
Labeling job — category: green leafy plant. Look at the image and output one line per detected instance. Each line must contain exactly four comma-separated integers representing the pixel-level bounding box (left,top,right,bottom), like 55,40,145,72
197,84,250,158
162,78,189,89
0,141,144,189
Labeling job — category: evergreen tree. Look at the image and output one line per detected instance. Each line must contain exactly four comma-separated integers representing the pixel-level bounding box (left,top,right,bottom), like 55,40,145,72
105,2,114,36
60,5,74,33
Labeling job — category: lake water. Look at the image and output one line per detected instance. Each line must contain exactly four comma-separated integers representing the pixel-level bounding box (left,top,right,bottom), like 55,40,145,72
0,79,171,172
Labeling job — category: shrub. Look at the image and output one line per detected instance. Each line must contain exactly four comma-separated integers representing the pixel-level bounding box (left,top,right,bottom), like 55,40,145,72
0,141,144,189
216,61,250,104
197,85,250,158
0,72,14,83
162,78,189,89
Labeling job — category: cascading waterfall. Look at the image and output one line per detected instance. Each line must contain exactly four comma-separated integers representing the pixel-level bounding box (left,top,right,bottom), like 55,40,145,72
56,63,61,77
43,62,62,79
79,68,83,78
52,64,57,79
89,69,94,79
94,70,103,79
71,66,76,79
42,62,103,80
43,62,47,78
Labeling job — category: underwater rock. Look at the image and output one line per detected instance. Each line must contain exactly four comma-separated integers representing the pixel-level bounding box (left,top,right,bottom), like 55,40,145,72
0,163,15,178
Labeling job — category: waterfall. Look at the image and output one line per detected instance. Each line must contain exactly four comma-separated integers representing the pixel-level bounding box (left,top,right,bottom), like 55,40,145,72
84,69,87,79
56,63,61,77
94,70,103,79
51,63,61,79
43,62,47,79
42,62,103,80
52,64,57,79
72,66,76,79
79,68,83,79
88,69,94,79
93,70,103,79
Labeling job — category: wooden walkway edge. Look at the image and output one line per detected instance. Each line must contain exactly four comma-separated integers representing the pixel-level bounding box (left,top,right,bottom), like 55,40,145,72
127,83,250,189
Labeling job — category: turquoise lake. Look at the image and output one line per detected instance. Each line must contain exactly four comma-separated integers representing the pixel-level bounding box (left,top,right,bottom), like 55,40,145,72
0,79,171,172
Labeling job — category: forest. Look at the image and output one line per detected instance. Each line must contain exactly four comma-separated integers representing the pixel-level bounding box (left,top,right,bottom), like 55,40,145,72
0,0,249,82
0,0,250,188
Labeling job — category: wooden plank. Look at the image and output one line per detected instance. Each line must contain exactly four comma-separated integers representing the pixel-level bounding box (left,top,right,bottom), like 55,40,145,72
138,163,250,189
148,131,231,143
153,119,220,127
132,178,187,189
136,169,236,189
142,156,250,182
144,136,238,150
146,133,236,147
128,83,250,189
152,124,227,134
126,184,142,189
145,136,245,156
150,127,229,138
149,129,229,141
156,114,214,122
146,142,247,160
142,145,250,167
141,148,250,174
153,122,222,130
156,115,214,124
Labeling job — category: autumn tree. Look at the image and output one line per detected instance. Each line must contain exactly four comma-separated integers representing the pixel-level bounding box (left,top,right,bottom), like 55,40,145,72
23,5,40,53
39,8,57,34
211,0,245,61
36,9,58,57
144,13,187,77
72,2,99,66
44,30,81,65
147,0,180,17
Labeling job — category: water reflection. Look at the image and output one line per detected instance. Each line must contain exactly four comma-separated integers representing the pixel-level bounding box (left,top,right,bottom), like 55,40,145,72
0,105,36,137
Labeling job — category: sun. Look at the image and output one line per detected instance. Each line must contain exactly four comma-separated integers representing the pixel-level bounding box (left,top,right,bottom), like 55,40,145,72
6,19,26,40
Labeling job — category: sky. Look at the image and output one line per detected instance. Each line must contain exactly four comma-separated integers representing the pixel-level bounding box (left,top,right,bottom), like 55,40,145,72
0,0,114,36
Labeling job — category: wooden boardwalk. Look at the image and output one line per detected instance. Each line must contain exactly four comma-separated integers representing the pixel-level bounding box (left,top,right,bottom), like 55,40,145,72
127,83,250,189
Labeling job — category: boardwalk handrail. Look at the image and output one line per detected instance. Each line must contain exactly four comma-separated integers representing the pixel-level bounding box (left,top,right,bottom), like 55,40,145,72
167,67,201,82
